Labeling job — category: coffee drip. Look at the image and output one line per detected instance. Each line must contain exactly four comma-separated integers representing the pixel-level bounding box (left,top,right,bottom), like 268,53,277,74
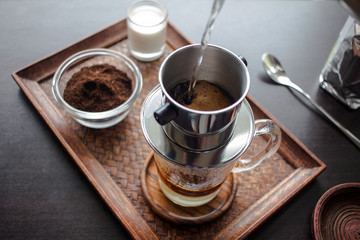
141,42,282,207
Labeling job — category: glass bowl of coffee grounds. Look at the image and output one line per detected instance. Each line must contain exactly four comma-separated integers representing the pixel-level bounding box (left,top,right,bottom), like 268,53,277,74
52,48,142,129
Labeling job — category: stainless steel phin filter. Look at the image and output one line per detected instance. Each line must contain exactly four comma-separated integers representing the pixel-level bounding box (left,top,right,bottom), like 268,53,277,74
154,44,250,150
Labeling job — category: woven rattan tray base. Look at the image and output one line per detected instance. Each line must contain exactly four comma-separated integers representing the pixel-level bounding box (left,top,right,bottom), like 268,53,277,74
12,19,326,239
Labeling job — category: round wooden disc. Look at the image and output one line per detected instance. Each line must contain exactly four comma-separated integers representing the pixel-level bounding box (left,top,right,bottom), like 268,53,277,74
312,183,360,240
141,152,238,225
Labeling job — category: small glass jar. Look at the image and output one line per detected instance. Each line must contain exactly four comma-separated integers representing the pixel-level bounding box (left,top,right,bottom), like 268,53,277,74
127,0,168,62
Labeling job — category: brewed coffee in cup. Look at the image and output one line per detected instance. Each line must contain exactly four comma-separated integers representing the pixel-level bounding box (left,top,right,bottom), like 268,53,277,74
154,148,236,206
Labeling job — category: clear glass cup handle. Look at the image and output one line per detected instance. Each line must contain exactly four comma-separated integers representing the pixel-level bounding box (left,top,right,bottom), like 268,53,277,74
232,119,281,173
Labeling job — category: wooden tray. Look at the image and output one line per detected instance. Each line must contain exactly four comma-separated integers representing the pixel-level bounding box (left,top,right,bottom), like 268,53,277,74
12,19,326,240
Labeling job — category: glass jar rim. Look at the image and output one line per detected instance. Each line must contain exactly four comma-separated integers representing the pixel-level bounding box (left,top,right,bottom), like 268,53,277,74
127,0,168,28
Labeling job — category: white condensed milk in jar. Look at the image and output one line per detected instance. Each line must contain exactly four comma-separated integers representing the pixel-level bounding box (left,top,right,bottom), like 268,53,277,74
127,0,168,61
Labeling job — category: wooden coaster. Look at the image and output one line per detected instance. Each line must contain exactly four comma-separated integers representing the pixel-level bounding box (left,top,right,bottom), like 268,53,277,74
141,152,238,225
312,183,360,240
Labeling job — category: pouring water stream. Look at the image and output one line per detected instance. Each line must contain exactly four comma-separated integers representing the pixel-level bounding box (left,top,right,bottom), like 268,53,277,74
184,0,225,103
261,53,360,149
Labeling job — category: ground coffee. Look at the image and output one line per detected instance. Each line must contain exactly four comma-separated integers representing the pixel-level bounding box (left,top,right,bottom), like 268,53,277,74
63,64,132,112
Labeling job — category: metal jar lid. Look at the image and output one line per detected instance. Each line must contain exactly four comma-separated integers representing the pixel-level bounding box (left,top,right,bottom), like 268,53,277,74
140,85,254,169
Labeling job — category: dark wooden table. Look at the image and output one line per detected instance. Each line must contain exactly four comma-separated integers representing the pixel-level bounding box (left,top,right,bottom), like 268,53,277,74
1,0,359,239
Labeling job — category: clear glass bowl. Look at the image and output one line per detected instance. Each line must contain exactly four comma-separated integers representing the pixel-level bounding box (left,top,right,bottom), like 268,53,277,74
52,48,142,129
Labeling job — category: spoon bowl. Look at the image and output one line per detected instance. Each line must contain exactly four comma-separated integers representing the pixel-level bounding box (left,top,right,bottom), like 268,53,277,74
262,53,303,93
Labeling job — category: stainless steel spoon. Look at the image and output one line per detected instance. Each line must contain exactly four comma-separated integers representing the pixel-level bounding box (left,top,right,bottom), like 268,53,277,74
262,53,360,149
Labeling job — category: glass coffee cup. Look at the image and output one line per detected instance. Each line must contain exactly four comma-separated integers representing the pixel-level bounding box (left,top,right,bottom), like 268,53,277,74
141,44,281,207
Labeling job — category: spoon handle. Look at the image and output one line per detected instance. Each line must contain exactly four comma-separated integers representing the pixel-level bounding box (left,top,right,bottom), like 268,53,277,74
292,86,360,149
